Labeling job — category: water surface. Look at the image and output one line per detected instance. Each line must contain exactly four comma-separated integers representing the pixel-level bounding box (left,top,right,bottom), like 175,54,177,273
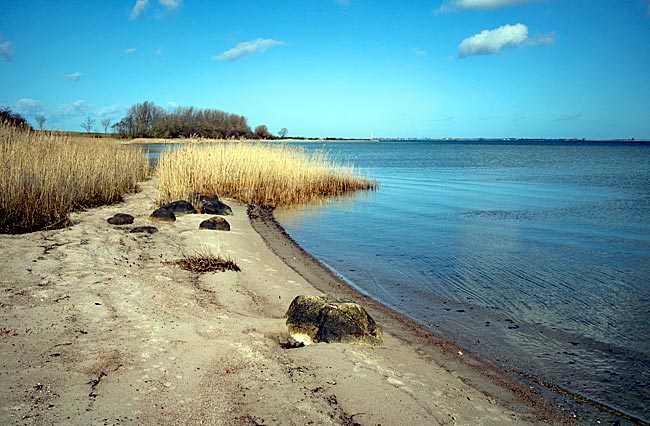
274,140,650,423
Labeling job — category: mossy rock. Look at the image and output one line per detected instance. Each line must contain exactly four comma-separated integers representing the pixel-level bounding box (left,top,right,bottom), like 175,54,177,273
130,226,158,234
199,216,230,231
160,200,196,215
285,295,383,346
107,213,134,225
150,207,176,223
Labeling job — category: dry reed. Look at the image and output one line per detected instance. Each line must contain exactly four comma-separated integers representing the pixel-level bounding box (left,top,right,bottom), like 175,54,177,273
156,143,377,206
168,249,241,273
0,123,150,234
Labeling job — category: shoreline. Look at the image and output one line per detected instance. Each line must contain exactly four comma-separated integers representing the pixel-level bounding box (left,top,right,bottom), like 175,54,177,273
0,177,569,424
248,205,568,424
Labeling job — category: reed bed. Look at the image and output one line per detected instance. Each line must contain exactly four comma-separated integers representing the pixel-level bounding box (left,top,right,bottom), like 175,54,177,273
156,143,377,206
0,123,150,234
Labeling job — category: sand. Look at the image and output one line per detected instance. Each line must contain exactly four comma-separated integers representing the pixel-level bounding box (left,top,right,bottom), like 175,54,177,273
0,177,568,425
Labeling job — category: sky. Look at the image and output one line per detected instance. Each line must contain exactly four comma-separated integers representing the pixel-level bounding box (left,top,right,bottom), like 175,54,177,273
1,0,649,139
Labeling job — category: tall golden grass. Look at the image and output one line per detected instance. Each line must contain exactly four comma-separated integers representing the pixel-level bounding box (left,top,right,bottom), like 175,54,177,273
0,123,150,234
156,143,377,206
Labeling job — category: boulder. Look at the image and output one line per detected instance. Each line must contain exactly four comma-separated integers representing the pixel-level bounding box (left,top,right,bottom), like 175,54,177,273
198,195,233,216
160,200,196,215
149,208,176,223
199,216,230,231
130,226,158,234
285,295,383,346
107,213,134,225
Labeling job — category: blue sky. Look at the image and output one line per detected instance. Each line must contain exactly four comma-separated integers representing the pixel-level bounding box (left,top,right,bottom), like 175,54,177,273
1,0,649,139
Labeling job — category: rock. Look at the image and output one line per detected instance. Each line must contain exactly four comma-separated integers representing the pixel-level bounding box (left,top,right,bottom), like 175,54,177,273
149,208,176,223
198,195,233,216
285,295,383,346
199,216,230,231
107,213,134,225
130,226,158,234
160,200,196,215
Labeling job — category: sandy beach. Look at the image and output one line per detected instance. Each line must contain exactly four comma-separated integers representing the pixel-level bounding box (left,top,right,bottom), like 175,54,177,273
0,177,568,425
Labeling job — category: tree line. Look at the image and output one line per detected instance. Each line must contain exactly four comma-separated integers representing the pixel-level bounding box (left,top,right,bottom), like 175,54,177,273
112,101,277,139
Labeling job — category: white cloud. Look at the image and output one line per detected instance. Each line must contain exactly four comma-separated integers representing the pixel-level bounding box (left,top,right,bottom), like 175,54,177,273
435,0,536,14
0,40,12,62
155,48,164,55
159,0,181,9
130,0,149,19
97,104,123,118
412,48,427,56
59,100,89,117
212,38,284,62
458,23,528,58
124,48,137,55
531,31,556,46
14,98,45,116
336,0,351,6
65,72,82,82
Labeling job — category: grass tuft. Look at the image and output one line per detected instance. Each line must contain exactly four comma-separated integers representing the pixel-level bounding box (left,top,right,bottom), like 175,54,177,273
0,123,150,234
169,250,241,273
156,143,377,207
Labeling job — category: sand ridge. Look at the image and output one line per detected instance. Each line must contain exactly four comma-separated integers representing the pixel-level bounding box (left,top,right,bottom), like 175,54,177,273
0,177,566,425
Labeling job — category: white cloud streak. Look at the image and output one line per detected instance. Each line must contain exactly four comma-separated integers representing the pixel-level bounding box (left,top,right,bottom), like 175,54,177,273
130,0,149,19
531,31,556,46
412,48,427,56
435,0,537,14
65,72,82,82
0,40,12,62
458,23,528,58
159,0,181,9
212,38,284,62
124,48,137,55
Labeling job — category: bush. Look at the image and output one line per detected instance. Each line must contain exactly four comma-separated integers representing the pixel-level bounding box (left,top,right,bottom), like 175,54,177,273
0,108,33,130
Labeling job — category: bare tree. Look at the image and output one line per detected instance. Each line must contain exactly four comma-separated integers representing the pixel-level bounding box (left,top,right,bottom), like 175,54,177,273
101,118,112,133
35,115,46,131
81,116,95,133
278,127,288,138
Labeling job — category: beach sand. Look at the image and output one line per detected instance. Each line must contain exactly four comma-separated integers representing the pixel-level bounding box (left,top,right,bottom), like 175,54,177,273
0,177,568,425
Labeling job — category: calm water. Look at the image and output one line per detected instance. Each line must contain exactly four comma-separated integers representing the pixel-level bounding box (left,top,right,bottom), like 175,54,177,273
274,141,650,423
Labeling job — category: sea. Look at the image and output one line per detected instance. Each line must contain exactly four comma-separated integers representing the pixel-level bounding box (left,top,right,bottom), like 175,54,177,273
271,140,650,424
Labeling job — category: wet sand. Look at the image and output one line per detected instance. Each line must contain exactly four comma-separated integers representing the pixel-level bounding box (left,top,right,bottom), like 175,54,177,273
0,177,569,425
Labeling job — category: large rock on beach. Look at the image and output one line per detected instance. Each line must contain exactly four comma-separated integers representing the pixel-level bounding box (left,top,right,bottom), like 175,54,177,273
197,194,233,216
160,200,196,215
285,295,383,346
149,207,176,223
130,226,158,234
199,216,230,231
107,213,134,225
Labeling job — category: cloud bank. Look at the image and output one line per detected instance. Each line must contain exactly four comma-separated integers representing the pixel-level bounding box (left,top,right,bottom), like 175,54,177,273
15,98,45,116
435,0,537,14
65,72,82,82
458,23,528,58
212,38,284,62
0,40,12,62
59,100,89,118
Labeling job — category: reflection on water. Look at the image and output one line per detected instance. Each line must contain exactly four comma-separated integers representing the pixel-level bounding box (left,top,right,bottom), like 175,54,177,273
275,140,650,423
